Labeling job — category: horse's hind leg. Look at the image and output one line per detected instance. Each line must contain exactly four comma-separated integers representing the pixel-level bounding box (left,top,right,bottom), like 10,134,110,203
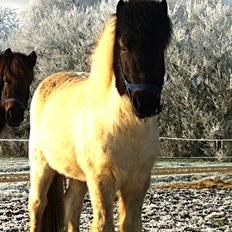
118,175,151,232
28,149,55,232
87,171,116,232
64,179,87,232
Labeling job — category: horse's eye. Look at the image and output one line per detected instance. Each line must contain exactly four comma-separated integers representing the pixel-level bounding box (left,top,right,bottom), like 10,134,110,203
4,80,13,86
121,46,128,53
119,37,130,53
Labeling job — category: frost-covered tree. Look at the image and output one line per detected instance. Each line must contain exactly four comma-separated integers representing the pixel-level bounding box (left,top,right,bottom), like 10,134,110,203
10,0,117,79
4,0,232,159
29,0,102,8
159,0,232,159
0,7,19,49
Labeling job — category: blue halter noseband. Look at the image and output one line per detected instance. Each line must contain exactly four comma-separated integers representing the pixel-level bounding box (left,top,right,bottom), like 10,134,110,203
119,64,163,115
0,76,29,110
119,59,162,96
119,58,162,95
124,79,162,95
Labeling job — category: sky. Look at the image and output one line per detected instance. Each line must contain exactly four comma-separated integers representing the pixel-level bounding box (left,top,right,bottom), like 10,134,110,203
0,0,29,10
0,0,231,10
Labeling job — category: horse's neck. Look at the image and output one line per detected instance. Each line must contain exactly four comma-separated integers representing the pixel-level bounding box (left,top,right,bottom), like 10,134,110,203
85,17,144,126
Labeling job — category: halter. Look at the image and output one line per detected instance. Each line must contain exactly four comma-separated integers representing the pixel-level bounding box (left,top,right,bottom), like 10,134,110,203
119,62,163,115
0,76,29,110
119,62,162,96
124,79,162,95
1,98,27,110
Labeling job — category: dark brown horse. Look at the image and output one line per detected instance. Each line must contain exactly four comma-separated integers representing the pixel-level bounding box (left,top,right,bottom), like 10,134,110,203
0,48,37,130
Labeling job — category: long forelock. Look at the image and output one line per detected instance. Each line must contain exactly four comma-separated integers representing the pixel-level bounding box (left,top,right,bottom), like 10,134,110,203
116,1,172,48
10,54,34,84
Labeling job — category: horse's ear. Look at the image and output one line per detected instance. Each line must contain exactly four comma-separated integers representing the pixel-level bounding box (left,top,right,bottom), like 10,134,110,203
116,0,126,14
4,48,14,64
28,51,37,68
160,0,168,14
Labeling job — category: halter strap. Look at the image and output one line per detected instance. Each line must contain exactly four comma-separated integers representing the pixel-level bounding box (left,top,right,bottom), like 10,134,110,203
1,98,26,109
124,80,162,94
119,59,162,95
118,63,163,115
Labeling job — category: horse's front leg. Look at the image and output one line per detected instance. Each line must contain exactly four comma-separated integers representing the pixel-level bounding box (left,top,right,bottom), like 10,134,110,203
118,174,151,232
86,170,116,232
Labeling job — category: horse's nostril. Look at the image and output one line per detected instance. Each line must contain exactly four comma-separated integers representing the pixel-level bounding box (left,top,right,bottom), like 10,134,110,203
132,94,142,111
6,107,24,121
6,110,13,120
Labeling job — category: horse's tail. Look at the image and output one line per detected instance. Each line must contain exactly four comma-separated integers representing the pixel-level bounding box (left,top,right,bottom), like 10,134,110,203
41,174,66,232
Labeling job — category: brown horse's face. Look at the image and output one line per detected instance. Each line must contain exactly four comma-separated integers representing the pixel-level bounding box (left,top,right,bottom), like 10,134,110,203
114,0,172,118
0,48,36,127
118,35,166,118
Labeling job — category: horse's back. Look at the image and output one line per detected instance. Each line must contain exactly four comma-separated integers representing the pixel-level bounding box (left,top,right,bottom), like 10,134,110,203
31,71,85,123
29,71,88,180
34,72,86,103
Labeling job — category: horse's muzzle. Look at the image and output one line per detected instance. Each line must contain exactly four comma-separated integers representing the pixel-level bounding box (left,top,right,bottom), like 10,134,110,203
6,106,25,127
131,90,162,118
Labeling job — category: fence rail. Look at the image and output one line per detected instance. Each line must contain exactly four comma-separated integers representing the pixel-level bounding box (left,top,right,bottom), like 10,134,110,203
160,156,232,160
0,138,29,142
1,137,232,142
159,137,232,142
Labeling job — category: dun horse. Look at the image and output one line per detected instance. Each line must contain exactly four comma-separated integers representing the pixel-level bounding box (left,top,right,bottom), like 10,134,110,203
0,48,37,130
29,1,172,231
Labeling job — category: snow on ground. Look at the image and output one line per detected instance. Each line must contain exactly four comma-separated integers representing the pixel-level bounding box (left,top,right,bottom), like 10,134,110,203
0,157,29,174
0,158,232,231
0,181,232,231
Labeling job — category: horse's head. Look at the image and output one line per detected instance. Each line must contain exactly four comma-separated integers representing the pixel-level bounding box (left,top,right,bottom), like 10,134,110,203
114,0,172,118
0,48,37,127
